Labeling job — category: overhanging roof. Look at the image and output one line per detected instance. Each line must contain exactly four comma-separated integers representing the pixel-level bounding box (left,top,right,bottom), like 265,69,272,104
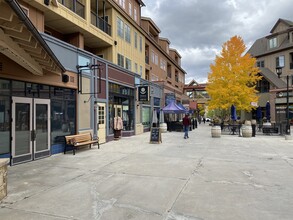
0,0,65,76
259,67,286,89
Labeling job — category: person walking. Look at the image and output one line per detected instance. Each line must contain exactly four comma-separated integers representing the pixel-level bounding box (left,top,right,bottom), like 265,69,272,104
183,114,191,139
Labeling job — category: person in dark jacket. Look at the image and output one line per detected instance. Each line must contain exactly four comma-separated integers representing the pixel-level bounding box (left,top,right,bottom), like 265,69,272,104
183,114,191,139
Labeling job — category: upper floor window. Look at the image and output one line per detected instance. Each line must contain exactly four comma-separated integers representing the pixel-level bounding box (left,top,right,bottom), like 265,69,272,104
151,50,155,63
118,53,124,67
134,8,137,22
126,58,132,70
269,37,277,49
117,17,124,38
135,63,138,73
119,0,125,9
140,66,143,76
125,24,131,43
276,55,285,68
139,36,142,52
129,2,132,17
134,32,138,48
256,60,265,68
290,52,293,69
160,59,166,71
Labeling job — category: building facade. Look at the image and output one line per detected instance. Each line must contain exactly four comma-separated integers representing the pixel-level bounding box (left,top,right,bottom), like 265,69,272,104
0,0,188,164
248,18,293,131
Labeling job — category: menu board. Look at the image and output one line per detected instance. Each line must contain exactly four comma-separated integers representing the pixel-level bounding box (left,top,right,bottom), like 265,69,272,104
150,127,162,144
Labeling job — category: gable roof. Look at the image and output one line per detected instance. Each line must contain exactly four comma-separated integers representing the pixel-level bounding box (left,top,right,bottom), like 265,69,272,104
270,18,293,33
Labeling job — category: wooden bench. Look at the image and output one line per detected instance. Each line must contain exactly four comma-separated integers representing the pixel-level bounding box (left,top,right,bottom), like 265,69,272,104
64,133,99,155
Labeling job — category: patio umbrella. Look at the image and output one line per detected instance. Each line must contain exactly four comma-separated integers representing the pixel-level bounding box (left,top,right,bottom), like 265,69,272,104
256,106,262,121
152,109,158,127
231,105,237,121
265,101,271,121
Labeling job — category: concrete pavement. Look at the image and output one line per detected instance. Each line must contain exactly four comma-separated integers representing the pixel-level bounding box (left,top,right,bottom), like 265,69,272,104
1,123,293,220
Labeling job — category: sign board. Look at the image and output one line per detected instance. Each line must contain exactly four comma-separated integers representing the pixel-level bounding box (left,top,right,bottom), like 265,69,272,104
150,127,162,144
138,86,149,101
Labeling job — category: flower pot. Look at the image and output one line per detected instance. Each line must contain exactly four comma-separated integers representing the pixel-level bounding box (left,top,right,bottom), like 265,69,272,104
159,123,167,133
211,126,221,138
242,125,252,137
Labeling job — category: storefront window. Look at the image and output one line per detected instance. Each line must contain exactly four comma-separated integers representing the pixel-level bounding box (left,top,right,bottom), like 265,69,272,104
142,106,150,128
0,79,11,154
108,83,134,133
51,88,76,144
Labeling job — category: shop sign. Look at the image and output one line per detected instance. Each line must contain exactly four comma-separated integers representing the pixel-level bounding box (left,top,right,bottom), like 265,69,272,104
138,86,149,101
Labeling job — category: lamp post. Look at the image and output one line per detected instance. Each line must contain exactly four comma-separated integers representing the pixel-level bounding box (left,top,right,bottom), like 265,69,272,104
276,67,290,135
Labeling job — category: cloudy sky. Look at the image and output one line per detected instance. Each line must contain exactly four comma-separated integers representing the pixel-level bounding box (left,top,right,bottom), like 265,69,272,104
141,0,293,84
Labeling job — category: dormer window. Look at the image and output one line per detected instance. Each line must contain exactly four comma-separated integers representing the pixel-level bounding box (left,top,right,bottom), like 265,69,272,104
269,37,277,49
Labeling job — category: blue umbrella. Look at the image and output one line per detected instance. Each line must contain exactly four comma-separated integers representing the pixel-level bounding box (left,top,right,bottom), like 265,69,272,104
265,102,271,121
256,106,262,120
231,105,237,121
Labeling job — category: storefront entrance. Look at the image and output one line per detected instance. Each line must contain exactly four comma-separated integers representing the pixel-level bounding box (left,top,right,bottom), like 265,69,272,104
11,97,50,165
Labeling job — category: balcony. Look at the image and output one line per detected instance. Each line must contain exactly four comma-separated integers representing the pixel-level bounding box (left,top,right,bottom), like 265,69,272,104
58,0,85,18
91,13,111,36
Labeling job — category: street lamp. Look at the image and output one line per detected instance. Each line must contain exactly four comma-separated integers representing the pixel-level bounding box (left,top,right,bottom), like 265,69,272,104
276,67,290,135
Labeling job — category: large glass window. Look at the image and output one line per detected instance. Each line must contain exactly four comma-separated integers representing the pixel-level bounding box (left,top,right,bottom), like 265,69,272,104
108,83,134,133
51,88,76,144
142,106,150,128
0,79,11,155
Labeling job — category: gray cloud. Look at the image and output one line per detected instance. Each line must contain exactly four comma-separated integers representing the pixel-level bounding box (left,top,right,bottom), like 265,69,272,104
141,0,293,83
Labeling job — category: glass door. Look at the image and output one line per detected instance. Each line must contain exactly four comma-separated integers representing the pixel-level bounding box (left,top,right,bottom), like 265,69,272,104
34,99,51,159
12,97,33,165
11,97,50,165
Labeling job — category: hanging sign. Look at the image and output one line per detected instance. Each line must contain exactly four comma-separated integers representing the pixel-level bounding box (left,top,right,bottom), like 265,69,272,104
138,86,149,101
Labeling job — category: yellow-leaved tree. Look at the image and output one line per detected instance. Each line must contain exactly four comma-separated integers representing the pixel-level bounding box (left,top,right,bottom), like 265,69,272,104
206,35,261,113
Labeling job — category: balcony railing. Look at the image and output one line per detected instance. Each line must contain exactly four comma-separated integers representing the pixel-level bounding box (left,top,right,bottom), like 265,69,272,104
58,0,85,18
91,13,112,36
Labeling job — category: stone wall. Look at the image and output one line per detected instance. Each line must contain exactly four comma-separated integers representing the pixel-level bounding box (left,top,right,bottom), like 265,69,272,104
0,159,9,201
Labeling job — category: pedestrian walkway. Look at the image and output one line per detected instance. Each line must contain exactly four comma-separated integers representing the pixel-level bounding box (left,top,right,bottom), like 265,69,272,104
1,124,293,220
